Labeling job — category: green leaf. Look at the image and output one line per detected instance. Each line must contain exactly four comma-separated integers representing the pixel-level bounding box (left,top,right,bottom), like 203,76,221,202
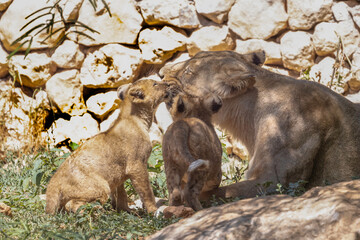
69,142,79,151
7,40,30,59
101,0,112,17
20,12,52,31
75,20,100,34
25,6,53,20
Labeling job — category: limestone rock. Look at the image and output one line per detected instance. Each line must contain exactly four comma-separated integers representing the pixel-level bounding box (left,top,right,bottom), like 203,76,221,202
86,91,120,120
335,20,360,57
0,45,9,77
46,70,86,116
194,0,235,24
347,69,360,93
187,26,235,56
8,52,56,88
100,109,120,133
346,91,360,103
137,0,199,29
48,113,99,144
138,26,187,64
235,39,282,65
0,0,12,11
332,2,351,21
309,57,348,94
148,123,163,146
51,40,84,69
54,0,84,21
353,49,360,68
280,31,315,72
80,44,143,88
155,102,173,133
0,0,64,51
228,0,288,40
163,206,195,219
349,5,360,28
148,180,360,240
312,22,338,56
287,0,333,30
76,0,143,46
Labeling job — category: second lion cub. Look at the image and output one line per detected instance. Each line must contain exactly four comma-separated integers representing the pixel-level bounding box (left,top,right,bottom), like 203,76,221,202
163,93,223,211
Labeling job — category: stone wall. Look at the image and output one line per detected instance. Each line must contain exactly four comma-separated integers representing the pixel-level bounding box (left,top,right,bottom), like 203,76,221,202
0,0,359,154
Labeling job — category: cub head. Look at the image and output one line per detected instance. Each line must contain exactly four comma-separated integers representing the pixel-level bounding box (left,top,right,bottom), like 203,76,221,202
160,51,265,99
117,78,170,108
169,92,222,122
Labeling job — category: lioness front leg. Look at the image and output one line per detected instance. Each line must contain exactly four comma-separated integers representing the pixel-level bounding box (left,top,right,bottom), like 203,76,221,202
129,165,157,213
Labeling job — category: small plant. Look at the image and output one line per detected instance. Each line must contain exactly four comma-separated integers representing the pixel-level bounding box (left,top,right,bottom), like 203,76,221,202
276,180,308,197
8,0,111,59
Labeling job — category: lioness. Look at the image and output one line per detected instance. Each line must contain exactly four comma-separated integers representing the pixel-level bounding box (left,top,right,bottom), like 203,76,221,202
162,93,223,211
160,50,360,199
45,79,169,214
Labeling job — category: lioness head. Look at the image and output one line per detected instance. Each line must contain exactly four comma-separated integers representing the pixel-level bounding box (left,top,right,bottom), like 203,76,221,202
117,78,170,107
169,93,222,121
160,51,265,99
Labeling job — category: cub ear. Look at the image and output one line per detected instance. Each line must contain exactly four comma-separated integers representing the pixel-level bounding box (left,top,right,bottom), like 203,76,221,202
128,86,145,103
176,95,185,113
204,94,222,113
117,83,131,100
243,50,266,66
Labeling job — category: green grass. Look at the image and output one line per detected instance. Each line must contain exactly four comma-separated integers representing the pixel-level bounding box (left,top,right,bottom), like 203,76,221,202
0,148,178,240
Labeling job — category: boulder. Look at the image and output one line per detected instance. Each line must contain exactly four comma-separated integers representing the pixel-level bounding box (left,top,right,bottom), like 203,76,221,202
86,91,120,120
346,91,360,103
0,45,9,77
228,0,288,40
335,20,360,57
51,40,84,69
187,26,235,56
235,39,282,65
138,26,187,64
0,0,65,51
8,52,56,88
148,180,360,240
76,0,143,46
137,0,199,29
280,31,315,72
149,123,163,146
46,70,86,116
0,79,50,152
80,44,143,88
54,0,84,21
309,56,348,94
194,0,235,24
353,49,360,68
0,0,13,11
332,1,351,21
312,22,338,56
155,102,173,133
99,109,120,132
163,206,195,219
349,5,360,29
287,0,333,30
48,113,99,145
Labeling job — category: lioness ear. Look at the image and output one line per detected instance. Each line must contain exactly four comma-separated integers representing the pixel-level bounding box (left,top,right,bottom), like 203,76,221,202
204,94,222,113
243,50,266,66
176,96,185,113
117,83,131,100
128,86,145,103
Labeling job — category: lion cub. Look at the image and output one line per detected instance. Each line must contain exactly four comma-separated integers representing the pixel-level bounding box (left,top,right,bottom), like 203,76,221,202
162,93,223,211
45,79,169,214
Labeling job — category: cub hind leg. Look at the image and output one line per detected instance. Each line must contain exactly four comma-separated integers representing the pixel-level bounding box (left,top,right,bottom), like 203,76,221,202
166,166,185,206
184,159,210,211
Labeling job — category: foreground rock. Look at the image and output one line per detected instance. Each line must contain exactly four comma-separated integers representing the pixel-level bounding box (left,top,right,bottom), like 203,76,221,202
148,180,360,240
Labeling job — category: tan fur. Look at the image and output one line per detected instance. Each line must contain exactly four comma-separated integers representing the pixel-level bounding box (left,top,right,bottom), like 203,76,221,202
162,93,223,210
161,50,360,200
45,79,169,214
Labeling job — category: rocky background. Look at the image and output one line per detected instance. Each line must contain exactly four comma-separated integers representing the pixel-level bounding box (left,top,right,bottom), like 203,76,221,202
0,0,360,157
